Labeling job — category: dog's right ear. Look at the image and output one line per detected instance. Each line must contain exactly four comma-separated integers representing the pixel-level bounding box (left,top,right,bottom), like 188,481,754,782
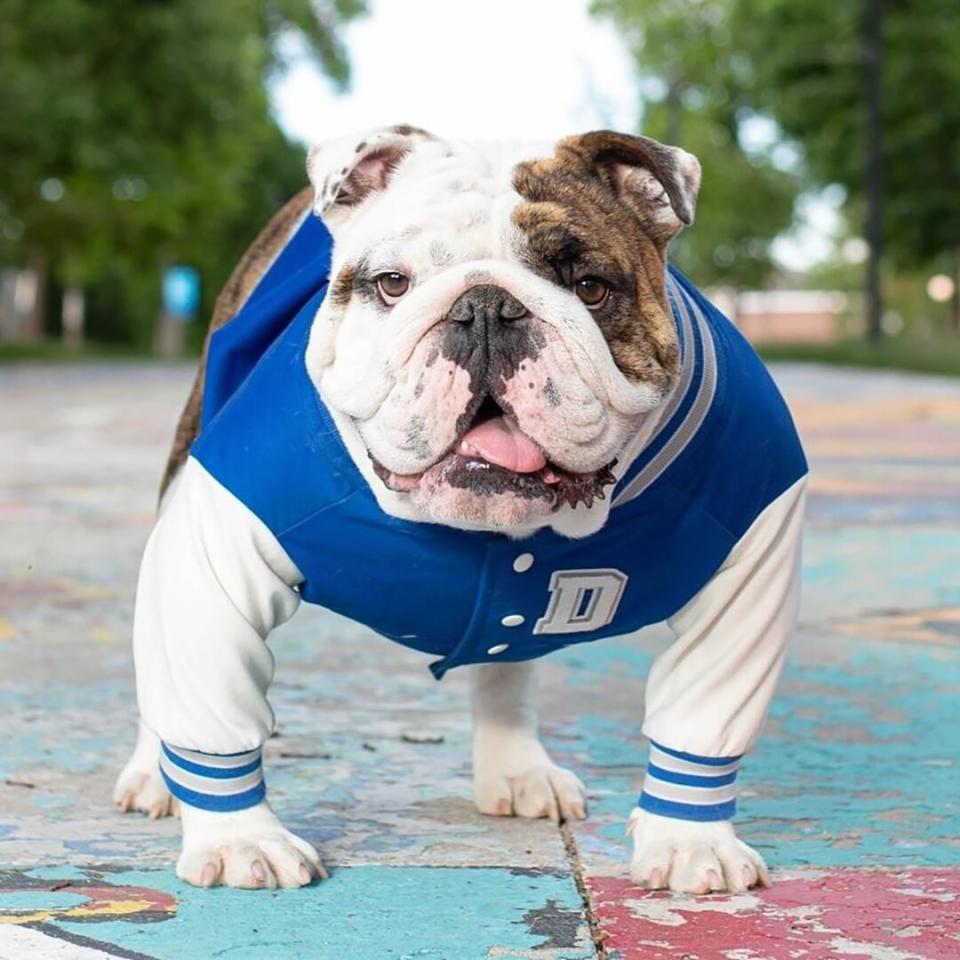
307,124,437,228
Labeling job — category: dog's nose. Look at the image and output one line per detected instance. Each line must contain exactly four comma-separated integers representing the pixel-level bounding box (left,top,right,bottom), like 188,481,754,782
447,284,528,327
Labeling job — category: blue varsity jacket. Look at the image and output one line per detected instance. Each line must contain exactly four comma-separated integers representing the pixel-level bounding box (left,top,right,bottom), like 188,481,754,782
190,211,808,683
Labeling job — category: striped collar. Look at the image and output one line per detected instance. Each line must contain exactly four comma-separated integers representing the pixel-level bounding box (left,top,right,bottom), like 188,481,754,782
612,269,719,508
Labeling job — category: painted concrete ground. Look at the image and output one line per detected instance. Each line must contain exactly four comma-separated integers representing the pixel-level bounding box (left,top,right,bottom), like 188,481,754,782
0,361,957,960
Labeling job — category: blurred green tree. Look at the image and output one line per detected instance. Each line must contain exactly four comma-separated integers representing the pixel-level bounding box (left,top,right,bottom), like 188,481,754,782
733,0,960,328
595,0,960,329
0,0,365,347
592,0,801,289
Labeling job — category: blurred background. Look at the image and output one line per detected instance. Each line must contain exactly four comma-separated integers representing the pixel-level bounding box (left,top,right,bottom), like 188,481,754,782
2,0,958,373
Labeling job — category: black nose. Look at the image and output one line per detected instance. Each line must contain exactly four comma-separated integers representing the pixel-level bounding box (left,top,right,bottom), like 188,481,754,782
446,284,528,327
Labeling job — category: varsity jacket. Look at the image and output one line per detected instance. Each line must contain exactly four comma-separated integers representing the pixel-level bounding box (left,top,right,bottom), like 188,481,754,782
134,213,808,822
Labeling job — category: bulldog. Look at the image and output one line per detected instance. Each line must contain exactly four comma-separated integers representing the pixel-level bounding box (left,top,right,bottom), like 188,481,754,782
114,125,807,894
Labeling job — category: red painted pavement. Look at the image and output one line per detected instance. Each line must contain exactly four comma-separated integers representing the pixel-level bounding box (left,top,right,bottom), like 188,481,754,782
589,869,960,960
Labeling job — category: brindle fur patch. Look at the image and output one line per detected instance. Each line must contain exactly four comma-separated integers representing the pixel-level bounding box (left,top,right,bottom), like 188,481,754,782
158,187,314,502
511,133,683,389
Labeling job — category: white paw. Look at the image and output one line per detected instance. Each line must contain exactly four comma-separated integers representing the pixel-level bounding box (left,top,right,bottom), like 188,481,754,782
627,808,770,894
114,724,177,819
113,761,178,819
178,801,326,889
479,763,587,822
474,734,587,821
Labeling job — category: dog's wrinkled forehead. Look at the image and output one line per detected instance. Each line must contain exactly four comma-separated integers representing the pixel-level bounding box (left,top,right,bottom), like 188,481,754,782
307,126,550,269
306,124,701,258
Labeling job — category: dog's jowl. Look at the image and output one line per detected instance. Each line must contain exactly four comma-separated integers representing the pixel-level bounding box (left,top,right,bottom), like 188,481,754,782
114,125,807,893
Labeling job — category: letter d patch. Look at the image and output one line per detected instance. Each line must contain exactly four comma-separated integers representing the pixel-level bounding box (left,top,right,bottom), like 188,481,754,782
534,569,628,635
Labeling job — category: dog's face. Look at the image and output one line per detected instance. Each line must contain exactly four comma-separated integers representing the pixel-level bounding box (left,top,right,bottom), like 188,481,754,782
304,125,700,535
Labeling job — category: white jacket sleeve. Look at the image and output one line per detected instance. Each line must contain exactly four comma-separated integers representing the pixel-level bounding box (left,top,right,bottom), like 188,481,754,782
133,456,302,757
638,474,807,821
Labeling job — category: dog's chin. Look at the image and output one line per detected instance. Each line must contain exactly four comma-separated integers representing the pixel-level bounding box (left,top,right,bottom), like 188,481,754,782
370,452,617,532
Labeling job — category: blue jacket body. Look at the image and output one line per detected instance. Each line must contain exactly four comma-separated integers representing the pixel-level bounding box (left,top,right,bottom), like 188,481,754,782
192,213,807,679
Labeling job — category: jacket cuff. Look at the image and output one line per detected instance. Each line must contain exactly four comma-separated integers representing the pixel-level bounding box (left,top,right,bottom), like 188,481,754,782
638,741,740,822
159,742,265,812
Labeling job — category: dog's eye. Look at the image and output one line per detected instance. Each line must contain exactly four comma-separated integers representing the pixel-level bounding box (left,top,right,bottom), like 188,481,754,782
574,277,609,308
377,272,411,304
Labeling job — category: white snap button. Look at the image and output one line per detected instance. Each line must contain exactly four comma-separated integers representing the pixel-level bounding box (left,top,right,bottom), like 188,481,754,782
500,614,525,627
513,553,534,573
487,643,509,655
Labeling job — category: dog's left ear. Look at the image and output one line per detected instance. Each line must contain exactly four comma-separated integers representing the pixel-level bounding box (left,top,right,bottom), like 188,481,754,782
562,130,701,242
307,124,437,228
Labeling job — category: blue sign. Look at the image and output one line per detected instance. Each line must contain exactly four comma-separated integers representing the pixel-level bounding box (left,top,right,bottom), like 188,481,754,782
163,266,200,320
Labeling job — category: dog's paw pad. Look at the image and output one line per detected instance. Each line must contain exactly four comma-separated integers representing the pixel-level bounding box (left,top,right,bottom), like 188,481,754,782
628,808,770,894
177,831,326,890
113,764,177,819
477,764,587,822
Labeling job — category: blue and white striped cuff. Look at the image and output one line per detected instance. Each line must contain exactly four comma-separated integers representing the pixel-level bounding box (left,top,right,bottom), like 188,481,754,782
638,741,741,822
159,742,265,812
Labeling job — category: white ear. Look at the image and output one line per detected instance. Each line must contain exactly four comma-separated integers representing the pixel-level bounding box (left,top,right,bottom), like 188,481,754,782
306,124,436,227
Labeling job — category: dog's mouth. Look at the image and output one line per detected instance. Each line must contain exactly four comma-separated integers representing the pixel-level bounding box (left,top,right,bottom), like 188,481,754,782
370,396,617,510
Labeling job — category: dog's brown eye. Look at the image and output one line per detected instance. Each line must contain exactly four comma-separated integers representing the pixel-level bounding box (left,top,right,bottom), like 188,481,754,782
377,272,410,303
574,277,609,308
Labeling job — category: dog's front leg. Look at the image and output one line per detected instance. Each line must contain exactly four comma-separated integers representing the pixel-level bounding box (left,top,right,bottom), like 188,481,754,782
124,458,325,888
470,660,587,821
630,476,807,893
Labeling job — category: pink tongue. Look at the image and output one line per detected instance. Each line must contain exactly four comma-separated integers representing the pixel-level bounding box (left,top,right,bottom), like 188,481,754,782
458,416,547,474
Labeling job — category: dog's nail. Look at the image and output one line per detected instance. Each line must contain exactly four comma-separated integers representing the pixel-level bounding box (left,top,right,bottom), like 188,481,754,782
316,862,329,880
648,868,664,889
298,864,312,885
251,860,266,884
706,868,723,890
200,862,218,887
742,865,754,888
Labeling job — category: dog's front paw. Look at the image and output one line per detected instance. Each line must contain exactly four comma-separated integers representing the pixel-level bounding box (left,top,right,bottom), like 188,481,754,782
178,801,326,889
627,808,770,894
474,735,587,821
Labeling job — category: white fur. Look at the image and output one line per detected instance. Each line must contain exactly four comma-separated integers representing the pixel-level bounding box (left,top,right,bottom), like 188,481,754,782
471,661,586,821
113,722,176,819
178,801,324,889
628,808,770,893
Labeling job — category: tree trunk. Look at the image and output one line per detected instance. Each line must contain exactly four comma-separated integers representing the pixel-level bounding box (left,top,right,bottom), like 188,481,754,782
61,286,85,350
863,0,885,341
153,309,185,356
24,256,47,341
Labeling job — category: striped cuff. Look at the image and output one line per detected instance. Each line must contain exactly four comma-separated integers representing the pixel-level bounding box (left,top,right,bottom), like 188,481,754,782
638,741,741,822
159,742,266,812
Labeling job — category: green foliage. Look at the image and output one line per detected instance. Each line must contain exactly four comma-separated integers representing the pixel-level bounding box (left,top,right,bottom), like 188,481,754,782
592,0,801,288
595,0,960,303
734,0,960,269
0,0,365,345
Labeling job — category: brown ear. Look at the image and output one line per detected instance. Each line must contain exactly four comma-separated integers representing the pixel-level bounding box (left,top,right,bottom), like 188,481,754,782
560,130,701,241
306,124,436,227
